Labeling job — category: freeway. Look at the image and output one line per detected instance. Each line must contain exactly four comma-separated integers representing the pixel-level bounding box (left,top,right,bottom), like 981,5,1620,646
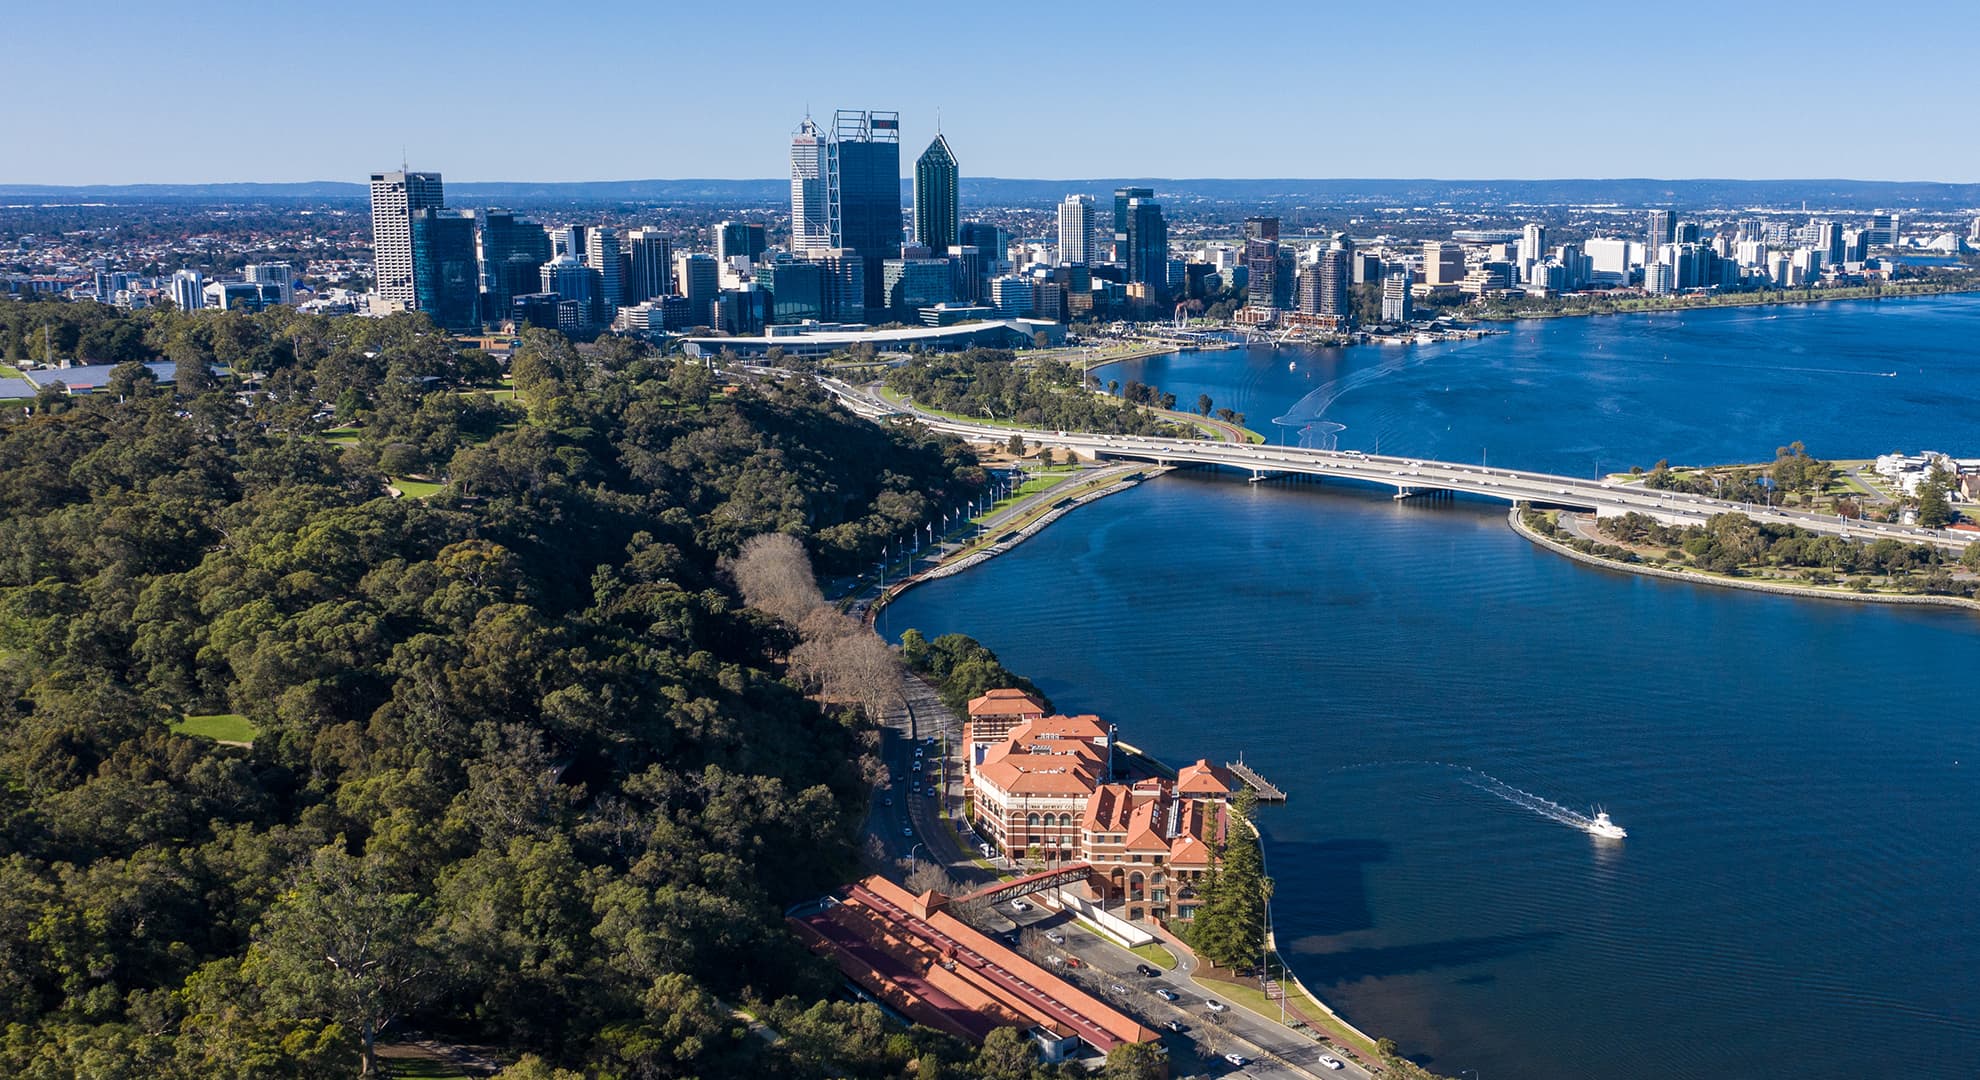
821,376,1972,555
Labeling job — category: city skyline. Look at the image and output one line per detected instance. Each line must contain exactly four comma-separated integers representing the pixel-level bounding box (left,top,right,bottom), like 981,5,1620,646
8,1,1980,185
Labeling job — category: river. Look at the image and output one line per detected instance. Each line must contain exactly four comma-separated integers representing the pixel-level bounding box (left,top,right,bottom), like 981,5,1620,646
881,295,1980,1080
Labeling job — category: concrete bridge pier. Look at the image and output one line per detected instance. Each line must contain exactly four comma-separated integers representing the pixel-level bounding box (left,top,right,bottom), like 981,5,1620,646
1394,487,1454,503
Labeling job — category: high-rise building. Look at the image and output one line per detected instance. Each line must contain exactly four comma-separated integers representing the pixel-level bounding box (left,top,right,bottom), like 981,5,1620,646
1865,213,1899,248
1421,241,1465,286
1816,221,1846,266
757,256,826,324
829,110,903,314
477,212,551,323
1318,237,1352,321
960,222,1008,269
675,252,719,324
1123,198,1167,298
1243,217,1280,315
1518,223,1546,281
989,274,1035,318
913,134,959,255
1113,187,1154,264
882,257,954,318
1674,221,1702,245
1352,250,1384,286
1644,261,1677,295
551,225,587,261
410,208,482,331
715,221,767,264
243,263,294,305
1381,271,1413,324
170,269,204,313
1646,209,1674,252
625,228,673,304
812,249,867,322
790,117,831,255
585,227,624,317
540,257,596,313
1057,195,1098,265
369,170,445,312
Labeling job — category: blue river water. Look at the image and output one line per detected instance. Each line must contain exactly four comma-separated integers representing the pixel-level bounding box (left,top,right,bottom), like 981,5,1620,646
883,296,1980,1080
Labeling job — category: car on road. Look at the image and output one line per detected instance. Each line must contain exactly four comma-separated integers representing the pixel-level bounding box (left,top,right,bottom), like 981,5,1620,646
1010,900,1030,912
882,796,893,807
1318,1054,1345,1070
1045,932,1066,945
1156,988,1179,1001
1205,999,1227,1013
1164,1019,1187,1033
1224,1053,1248,1067
1136,963,1160,977
900,827,912,837
925,786,937,797
1109,983,1127,995
1063,956,1082,968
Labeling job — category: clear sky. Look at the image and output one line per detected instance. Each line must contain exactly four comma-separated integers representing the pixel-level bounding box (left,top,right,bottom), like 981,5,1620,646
9,0,1979,185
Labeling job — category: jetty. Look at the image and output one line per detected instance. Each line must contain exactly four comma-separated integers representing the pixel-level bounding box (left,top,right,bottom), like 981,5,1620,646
1226,756,1287,802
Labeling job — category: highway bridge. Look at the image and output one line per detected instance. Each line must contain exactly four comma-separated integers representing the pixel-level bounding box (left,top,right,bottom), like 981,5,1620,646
819,377,1972,554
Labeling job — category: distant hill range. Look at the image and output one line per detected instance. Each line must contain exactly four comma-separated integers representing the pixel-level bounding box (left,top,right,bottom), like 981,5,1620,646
4,177,1977,210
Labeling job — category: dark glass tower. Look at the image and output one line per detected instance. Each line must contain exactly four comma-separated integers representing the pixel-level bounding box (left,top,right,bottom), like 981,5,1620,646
913,134,959,255
476,211,551,324
1113,187,1153,264
410,208,481,331
830,110,902,315
1124,198,1167,297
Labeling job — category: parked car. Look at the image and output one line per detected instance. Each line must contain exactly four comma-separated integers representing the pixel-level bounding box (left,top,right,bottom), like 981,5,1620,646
1156,988,1179,1002
1063,956,1082,968
1205,999,1227,1013
900,827,912,837
1164,1019,1187,1033
1136,963,1160,977
1046,954,1064,966
1045,932,1066,945
1010,900,1030,912
1318,1054,1345,1070
1224,1053,1248,1067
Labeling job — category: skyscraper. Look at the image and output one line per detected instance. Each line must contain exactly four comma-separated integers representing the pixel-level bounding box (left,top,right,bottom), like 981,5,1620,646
1646,209,1674,253
244,263,294,306
477,211,551,323
170,269,204,313
410,208,482,331
829,110,902,314
585,226,624,318
1057,195,1097,265
1422,241,1464,287
1113,187,1153,265
913,134,959,255
715,221,767,264
370,169,444,312
625,228,673,304
1318,237,1352,322
676,252,719,324
1381,271,1413,324
1124,198,1167,298
790,117,830,255
1243,217,1280,314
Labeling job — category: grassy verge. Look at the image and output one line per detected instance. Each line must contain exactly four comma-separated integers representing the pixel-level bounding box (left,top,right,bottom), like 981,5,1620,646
391,478,446,499
0,363,24,378
1130,942,1176,970
173,713,257,744
1196,967,1382,1061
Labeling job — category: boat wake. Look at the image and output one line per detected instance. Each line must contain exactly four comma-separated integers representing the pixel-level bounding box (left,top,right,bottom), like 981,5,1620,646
1461,769,1627,838
1325,760,1627,838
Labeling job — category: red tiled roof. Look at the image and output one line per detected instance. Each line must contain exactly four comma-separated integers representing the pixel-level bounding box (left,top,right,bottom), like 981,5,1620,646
1176,759,1236,796
967,688,1049,718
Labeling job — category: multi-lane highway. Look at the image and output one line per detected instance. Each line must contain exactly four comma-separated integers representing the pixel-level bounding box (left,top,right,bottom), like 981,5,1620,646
820,376,1971,555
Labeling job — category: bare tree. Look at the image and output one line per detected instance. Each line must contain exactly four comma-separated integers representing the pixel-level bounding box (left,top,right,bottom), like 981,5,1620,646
724,533,825,625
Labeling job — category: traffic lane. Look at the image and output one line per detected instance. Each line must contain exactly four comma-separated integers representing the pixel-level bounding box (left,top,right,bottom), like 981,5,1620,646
1036,911,1371,1080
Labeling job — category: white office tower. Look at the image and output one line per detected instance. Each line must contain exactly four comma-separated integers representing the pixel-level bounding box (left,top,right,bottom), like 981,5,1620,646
170,269,205,312
1518,223,1546,281
1057,194,1098,265
1735,240,1769,268
585,227,624,310
790,117,831,255
1643,261,1677,296
626,228,672,304
369,170,444,312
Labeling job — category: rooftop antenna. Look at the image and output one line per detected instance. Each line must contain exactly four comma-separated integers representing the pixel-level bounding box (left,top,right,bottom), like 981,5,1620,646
401,146,408,172
936,106,942,133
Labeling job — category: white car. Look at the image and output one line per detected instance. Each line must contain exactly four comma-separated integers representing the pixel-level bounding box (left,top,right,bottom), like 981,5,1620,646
1046,932,1066,944
1011,900,1030,912
1224,1053,1248,1067
1318,1054,1344,1070
1205,999,1228,1013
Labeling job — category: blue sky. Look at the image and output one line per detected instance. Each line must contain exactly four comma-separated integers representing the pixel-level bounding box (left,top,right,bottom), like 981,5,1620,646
9,0,1978,184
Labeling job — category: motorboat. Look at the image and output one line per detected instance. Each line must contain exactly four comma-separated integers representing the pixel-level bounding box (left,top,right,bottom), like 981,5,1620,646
1586,810,1627,839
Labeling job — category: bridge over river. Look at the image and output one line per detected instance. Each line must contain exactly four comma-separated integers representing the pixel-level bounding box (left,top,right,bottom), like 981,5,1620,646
819,376,1972,554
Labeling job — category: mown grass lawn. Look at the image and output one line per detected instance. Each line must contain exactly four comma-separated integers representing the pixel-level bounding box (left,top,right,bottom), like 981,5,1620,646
391,478,446,499
1130,942,1177,969
173,713,257,744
